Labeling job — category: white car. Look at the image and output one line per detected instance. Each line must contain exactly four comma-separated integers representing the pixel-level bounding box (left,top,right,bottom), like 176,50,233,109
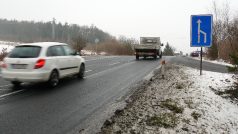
1,42,85,87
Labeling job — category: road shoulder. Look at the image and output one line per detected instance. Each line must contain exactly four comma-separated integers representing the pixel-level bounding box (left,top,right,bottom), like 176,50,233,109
100,63,238,133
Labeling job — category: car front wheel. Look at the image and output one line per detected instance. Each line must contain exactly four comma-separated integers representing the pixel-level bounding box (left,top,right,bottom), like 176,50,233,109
11,81,21,88
78,64,85,79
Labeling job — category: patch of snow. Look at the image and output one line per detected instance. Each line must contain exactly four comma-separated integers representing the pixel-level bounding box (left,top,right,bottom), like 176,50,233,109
191,57,233,67
99,52,107,55
186,68,238,133
81,50,97,55
81,50,108,56
0,44,14,53
101,64,238,133
0,40,19,53
0,40,20,45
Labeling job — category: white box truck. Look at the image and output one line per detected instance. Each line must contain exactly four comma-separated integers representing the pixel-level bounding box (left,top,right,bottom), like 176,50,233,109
134,37,163,60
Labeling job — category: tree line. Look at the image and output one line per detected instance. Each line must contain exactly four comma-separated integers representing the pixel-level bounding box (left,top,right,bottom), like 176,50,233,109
206,1,238,72
0,18,112,44
0,18,138,56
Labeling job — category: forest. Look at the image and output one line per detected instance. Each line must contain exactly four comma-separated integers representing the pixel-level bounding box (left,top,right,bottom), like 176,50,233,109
0,18,112,44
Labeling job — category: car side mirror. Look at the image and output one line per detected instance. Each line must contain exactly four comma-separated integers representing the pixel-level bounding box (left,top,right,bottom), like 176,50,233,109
70,51,79,56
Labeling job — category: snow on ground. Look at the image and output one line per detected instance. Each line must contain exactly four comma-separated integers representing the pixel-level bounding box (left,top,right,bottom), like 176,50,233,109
186,68,238,133
100,64,238,134
0,44,14,53
0,41,19,53
81,50,108,56
191,56,233,67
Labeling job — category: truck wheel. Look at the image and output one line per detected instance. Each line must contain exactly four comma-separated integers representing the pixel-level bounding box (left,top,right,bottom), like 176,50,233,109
153,55,157,59
136,55,139,60
159,54,162,58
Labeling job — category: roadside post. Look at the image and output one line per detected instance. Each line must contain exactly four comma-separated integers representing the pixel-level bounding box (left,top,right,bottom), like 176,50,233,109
95,38,99,55
161,60,165,79
191,14,213,75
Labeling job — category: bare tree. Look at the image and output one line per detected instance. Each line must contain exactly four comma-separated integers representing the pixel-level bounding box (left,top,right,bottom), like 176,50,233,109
208,0,231,59
71,36,87,52
0,48,8,61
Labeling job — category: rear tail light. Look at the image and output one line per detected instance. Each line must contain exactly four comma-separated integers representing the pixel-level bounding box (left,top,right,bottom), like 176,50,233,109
34,59,45,69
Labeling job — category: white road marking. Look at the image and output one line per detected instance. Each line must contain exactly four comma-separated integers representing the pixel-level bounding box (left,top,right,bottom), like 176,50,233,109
0,90,25,99
85,70,93,73
0,84,11,88
86,64,94,67
85,61,136,79
144,65,162,81
85,56,117,62
0,88,9,91
109,62,120,66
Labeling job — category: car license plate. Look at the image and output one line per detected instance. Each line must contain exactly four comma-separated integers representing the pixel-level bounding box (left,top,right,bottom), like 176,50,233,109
11,64,27,69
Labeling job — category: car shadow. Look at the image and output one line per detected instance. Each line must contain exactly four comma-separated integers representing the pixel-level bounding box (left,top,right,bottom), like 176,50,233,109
136,57,161,61
10,76,86,95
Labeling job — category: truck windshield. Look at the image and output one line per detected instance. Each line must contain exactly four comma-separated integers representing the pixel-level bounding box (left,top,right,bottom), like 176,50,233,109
8,46,41,58
142,39,157,44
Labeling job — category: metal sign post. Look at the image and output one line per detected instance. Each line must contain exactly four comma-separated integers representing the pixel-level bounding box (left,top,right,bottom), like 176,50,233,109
191,14,213,75
200,47,202,75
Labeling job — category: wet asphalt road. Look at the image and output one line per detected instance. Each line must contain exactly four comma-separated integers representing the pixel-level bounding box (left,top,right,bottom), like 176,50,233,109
0,56,162,134
0,56,229,134
169,56,229,73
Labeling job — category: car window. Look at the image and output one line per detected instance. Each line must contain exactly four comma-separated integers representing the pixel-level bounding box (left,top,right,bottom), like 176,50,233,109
62,45,74,56
8,46,41,58
47,46,65,57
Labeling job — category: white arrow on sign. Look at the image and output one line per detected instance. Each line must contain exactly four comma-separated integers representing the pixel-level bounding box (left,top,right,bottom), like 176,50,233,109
197,19,207,43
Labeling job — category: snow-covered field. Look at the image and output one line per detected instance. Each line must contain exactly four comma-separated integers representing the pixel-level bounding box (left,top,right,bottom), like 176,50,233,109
0,41,18,53
101,64,238,133
81,50,108,56
0,41,108,56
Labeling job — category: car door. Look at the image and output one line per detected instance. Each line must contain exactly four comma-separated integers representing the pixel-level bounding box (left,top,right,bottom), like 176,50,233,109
47,45,68,77
62,45,79,75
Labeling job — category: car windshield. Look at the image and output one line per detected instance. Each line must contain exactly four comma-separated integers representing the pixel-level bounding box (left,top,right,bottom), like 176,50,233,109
8,46,41,58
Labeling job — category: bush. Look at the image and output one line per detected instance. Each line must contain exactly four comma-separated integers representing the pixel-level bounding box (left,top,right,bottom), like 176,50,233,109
84,39,134,55
227,53,238,73
0,48,8,61
71,36,87,52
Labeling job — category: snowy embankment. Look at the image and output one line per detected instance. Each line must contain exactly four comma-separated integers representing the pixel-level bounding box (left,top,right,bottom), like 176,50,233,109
100,64,238,133
191,56,233,67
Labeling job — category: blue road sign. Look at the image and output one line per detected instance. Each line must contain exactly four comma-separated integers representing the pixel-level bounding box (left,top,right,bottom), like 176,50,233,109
191,15,213,47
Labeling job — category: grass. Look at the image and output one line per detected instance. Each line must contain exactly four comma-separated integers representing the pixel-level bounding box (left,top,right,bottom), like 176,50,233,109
210,82,238,101
146,113,180,128
182,118,190,124
191,111,201,120
161,99,184,113
217,88,238,99
176,83,184,89
184,99,194,109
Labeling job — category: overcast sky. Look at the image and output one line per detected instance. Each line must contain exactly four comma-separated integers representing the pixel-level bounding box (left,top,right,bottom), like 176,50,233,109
0,0,238,53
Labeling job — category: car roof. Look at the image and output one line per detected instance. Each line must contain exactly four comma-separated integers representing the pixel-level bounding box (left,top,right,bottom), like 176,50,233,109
18,42,67,48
